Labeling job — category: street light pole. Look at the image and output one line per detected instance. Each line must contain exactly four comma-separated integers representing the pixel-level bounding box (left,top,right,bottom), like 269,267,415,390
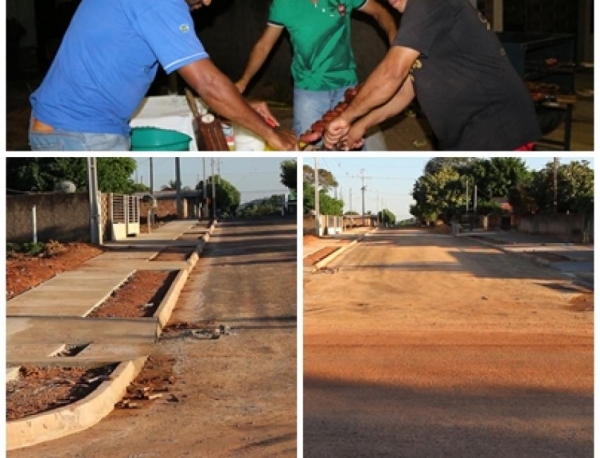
314,158,320,237
360,169,366,226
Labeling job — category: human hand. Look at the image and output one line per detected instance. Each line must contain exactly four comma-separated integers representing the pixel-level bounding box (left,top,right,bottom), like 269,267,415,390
234,80,247,94
323,116,350,150
266,129,298,151
186,0,212,11
344,124,366,150
249,100,280,128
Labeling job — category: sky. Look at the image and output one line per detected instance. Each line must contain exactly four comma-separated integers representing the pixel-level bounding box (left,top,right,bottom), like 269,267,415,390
303,156,595,221
133,157,291,203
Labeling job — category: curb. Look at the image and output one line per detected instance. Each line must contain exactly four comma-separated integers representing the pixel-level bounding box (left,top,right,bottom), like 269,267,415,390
7,357,147,451
311,231,371,272
6,221,219,450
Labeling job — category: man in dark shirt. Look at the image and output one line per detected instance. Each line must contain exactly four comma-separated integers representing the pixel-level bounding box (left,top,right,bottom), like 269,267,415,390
324,0,541,151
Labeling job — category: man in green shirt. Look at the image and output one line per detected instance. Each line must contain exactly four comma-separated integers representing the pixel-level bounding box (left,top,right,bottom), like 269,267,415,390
235,0,396,145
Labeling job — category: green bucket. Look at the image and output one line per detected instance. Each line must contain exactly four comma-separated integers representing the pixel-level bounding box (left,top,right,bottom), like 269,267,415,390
130,127,192,151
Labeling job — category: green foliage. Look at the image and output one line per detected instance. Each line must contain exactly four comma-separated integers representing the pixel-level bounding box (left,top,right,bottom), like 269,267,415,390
411,165,465,223
523,160,594,215
6,158,139,194
412,158,593,222
238,194,285,218
17,242,46,256
304,182,344,216
303,164,339,191
378,208,396,226
196,175,241,216
279,160,297,191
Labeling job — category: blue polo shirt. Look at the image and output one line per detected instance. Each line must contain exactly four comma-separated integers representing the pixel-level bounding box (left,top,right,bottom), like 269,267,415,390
30,0,209,135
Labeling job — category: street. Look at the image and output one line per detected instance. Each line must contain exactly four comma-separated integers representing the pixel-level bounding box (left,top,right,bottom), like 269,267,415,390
10,217,297,458
304,228,593,458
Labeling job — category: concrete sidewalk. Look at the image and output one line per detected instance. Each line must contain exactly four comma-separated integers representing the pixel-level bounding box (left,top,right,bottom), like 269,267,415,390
461,230,594,290
303,227,375,273
6,219,214,450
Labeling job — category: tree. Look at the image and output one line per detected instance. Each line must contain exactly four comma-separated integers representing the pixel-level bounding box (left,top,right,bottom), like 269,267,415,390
303,164,338,191
378,208,396,226
471,157,530,200
424,157,477,175
161,180,179,191
196,175,241,216
6,158,139,194
304,182,344,216
280,160,297,191
525,160,594,215
238,194,285,218
410,166,465,223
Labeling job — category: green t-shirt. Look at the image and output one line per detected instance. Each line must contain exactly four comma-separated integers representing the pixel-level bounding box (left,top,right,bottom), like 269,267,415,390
269,0,367,91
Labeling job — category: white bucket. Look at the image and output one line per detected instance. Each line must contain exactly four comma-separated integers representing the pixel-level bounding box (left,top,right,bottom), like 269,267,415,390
233,124,265,151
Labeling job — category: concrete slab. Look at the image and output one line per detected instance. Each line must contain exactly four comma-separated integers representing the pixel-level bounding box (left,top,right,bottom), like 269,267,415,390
7,316,159,346
5,220,214,450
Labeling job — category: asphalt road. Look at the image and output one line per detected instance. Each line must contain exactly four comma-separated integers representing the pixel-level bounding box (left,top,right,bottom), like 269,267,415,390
304,228,593,458
10,217,298,458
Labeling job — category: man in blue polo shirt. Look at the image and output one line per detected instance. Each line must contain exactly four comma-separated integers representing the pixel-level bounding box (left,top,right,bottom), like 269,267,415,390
29,0,297,151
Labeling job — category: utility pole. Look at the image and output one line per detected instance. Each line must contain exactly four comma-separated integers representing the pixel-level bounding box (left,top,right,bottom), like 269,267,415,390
175,158,183,218
202,158,207,219
377,191,380,226
360,169,367,226
314,158,320,237
349,188,352,213
149,158,154,193
87,158,101,245
211,158,217,220
474,185,478,213
553,157,559,213
465,179,469,213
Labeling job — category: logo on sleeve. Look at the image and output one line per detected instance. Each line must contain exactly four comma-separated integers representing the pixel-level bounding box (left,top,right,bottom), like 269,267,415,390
180,24,190,33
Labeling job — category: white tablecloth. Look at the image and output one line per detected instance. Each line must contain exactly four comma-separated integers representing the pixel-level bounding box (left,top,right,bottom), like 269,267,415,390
129,95,207,151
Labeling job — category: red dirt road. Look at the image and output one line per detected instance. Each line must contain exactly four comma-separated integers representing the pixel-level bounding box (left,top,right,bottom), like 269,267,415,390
304,228,593,458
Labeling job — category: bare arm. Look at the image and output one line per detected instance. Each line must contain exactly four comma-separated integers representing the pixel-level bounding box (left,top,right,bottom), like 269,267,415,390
235,25,284,93
344,78,415,149
323,45,419,148
359,0,398,44
343,46,419,123
178,58,297,150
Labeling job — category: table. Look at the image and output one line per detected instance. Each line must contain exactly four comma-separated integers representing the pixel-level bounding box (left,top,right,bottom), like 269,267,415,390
129,95,207,151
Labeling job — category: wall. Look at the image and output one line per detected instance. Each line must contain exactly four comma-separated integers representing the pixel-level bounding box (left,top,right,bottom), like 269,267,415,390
517,213,589,241
7,193,91,243
304,214,375,235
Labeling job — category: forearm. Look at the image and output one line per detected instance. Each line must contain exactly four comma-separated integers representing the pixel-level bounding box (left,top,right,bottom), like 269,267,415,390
360,0,398,44
238,42,272,89
354,78,415,131
341,47,410,124
373,6,398,44
179,60,276,143
237,26,282,91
